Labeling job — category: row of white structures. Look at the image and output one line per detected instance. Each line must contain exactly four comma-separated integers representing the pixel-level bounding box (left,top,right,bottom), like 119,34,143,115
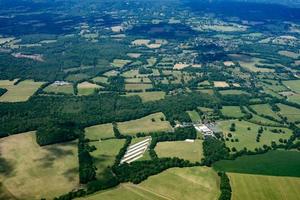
120,137,151,164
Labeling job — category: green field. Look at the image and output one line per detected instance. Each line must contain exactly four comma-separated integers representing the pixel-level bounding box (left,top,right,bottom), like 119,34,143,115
84,123,114,140
155,140,203,163
44,83,74,94
80,167,220,200
117,112,173,136
0,79,44,102
221,106,244,118
283,79,300,93
277,103,300,122
218,120,292,151
244,107,280,126
77,82,101,96
65,73,91,82
92,76,108,84
250,104,281,121
125,83,153,91
213,150,300,177
187,110,201,122
89,139,125,178
0,132,79,200
229,173,300,200
219,90,249,95
126,91,165,102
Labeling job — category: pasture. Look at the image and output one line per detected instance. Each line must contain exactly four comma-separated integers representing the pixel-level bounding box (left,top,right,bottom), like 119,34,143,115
84,123,114,140
0,79,44,102
229,173,300,200
278,50,300,59
218,120,292,151
277,103,300,122
155,140,203,163
90,139,125,178
187,110,201,122
243,107,280,126
117,112,173,136
213,81,229,88
77,82,101,96
229,54,274,72
283,79,300,93
213,150,300,177
92,76,108,84
219,90,249,95
0,132,79,200
126,91,165,102
250,104,281,120
221,106,244,118
44,83,74,94
111,59,131,68
80,167,220,200
125,83,153,91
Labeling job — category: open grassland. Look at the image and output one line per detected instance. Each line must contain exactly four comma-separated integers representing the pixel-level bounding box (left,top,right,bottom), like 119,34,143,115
117,112,173,136
229,173,300,200
125,77,151,83
218,120,292,151
89,139,125,178
77,82,101,96
84,123,114,140
44,83,74,94
213,150,300,177
278,50,300,59
277,103,300,122
125,83,153,91
80,167,220,200
92,76,108,84
213,81,229,88
219,90,249,95
187,110,201,122
155,140,203,163
283,79,300,93
126,91,165,102
243,107,280,126
221,106,244,118
66,73,91,82
0,80,44,102
0,132,79,200
250,104,281,121
111,59,131,68
229,54,274,72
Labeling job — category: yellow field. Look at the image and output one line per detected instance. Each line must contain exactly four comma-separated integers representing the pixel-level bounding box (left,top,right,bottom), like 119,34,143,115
0,79,44,102
0,132,79,200
77,81,101,96
84,123,115,140
117,112,173,135
214,81,229,88
229,173,300,200
80,167,220,200
155,140,203,162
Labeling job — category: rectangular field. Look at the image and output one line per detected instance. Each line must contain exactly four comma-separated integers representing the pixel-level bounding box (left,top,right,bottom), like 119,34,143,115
250,104,281,121
0,132,79,200
44,83,74,95
221,106,244,118
117,112,173,136
125,83,153,91
80,167,220,200
77,81,101,96
0,79,44,102
155,140,203,163
277,103,300,122
126,91,165,102
187,110,201,122
84,123,114,140
229,173,300,200
283,79,300,93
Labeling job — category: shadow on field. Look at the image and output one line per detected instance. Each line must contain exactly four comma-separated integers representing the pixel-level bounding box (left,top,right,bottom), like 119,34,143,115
0,157,14,176
63,167,78,182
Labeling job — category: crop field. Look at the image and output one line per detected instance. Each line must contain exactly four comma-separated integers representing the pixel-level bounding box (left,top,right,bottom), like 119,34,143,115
277,104,300,122
0,132,79,200
0,79,44,102
213,150,300,177
219,90,249,95
213,81,229,88
90,139,125,178
80,167,220,200
77,82,101,96
117,112,173,136
187,110,201,122
84,123,114,140
283,79,300,93
250,104,281,121
126,91,165,102
218,120,292,151
125,83,153,91
229,173,300,200
278,50,300,59
92,76,108,84
155,140,203,162
229,54,274,72
221,106,244,118
44,83,74,94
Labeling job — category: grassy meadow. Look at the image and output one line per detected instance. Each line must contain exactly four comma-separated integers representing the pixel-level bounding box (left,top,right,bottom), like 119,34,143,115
84,123,114,140
221,106,244,118
0,79,44,102
187,110,201,122
277,103,300,122
218,120,292,151
80,167,220,200
117,112,173,136
250,104,281,121
44,83,74,94
229,173,300,200
126,91,165,102
155,140,203,163
0,132,79,200
77,82,101,96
